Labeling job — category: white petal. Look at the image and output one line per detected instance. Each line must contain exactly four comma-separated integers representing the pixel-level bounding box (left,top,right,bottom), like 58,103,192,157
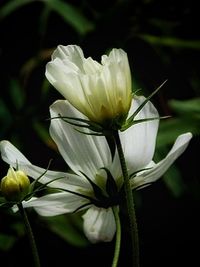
120,96,159,174
83,57,102,74
51,45,84,66
100,49,132,115
131,132,193,189
0,140,91,190
45,45,89,108
50,100,112,178
46,46,87,106
0,140,31,164
82,206,116,243
23,192,90,216
102,48,126,65
46,61,84,101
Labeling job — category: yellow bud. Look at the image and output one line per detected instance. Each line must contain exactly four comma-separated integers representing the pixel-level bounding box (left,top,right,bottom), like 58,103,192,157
0,167,30,202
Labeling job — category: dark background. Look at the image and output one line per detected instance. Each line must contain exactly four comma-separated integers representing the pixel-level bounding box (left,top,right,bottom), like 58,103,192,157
0,0,199,266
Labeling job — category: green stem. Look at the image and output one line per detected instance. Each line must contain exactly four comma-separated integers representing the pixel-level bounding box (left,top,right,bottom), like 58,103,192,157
18,203,41,267
113,130,139,267
112,206,121,267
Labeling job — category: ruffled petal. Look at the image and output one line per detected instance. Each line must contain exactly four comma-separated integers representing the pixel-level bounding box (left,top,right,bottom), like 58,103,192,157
102,48,132,111
46,60,85,103
120,96,159,174
23,192,90,216
83,57,102,74
51,45,84,67
0,140,91,190
46,45,94,113
82,206,116,243
50,100,112,178
131,132,192,189
45,45,86,107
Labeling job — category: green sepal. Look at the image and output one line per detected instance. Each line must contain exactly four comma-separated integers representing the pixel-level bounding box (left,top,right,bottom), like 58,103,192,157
74,128,104,136
132,181,154,191
50,115,121,136
72,202,91,213
121,80,168,131
130,80,167,121
24,176,66,201
0,201,16,209
53,187,93,203
129,167,153,179
0,196,15,208
101,168,118,197
29,159,53,192
80,171,106,201
121,116,170,131
50,115,104,133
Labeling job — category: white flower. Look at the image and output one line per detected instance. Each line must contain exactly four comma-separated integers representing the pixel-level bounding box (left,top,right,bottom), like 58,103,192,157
45,45,132,126
0,97,192,243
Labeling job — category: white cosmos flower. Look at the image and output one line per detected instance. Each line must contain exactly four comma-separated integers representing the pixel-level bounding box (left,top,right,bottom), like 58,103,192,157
0,97,192,243
45,45,132,126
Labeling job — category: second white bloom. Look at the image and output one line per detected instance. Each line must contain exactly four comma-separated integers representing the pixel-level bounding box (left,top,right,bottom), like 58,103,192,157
0,98,192,243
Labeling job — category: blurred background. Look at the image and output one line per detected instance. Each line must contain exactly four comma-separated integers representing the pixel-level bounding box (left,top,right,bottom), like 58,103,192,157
0,0,199,266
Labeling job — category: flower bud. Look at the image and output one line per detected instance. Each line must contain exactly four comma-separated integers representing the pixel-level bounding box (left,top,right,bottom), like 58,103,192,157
0,167,30,202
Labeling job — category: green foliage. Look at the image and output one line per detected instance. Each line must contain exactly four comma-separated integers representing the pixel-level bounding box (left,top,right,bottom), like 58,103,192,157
155,97,199,197
163,165,186,197
0,0,34,18
0,211,25,253
44,0,94,35
170,98,200,115
154,147,186,197
44,214,89,247
9,79,26,110
0,0,94,35
157,98,200,147
139,34,200,50
0,233,16,251
0,99,12,138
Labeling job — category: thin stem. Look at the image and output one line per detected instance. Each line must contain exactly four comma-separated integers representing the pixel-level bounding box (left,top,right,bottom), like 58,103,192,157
113,130,139,267
112,206,121,267
18,203,41,267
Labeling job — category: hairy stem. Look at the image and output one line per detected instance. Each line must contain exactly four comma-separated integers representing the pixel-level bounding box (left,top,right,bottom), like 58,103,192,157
113,130,139,267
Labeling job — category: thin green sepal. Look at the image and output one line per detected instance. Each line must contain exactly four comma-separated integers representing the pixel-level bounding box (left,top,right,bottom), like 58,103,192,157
121,115,170,131
128,79,167,122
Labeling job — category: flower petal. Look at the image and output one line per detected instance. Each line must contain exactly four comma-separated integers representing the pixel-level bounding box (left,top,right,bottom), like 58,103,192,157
1,140,31,164
82,206,116,243
120,96,159,174
131,132,193,189
46,45,92,114
23,192,90,216
101,48,132,113
51,45,84,67
0,140,91,190
50,100,112,178
45,45,87,110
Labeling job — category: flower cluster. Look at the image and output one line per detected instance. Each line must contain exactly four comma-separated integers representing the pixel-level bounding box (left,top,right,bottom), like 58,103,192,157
0,45,192,244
